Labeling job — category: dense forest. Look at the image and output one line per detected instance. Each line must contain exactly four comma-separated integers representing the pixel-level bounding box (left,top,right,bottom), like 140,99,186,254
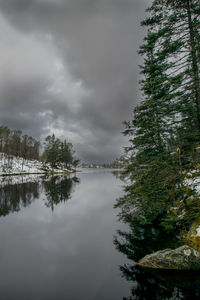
0,126,78,169
116,0,200,240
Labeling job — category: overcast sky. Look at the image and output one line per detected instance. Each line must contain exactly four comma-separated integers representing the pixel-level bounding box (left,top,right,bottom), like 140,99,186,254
0,0,150,163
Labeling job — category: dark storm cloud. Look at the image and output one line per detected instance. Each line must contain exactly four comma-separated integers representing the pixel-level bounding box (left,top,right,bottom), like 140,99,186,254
0,0,151,162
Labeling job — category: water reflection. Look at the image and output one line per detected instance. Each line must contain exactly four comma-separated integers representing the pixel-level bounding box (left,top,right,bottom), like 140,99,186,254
0,181,39,217
0,175,79,216
43,175,80,210
112,170,125,181
0,170,130,300
114,222,200,299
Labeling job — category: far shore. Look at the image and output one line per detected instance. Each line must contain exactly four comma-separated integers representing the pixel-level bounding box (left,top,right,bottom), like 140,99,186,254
0,170,77,177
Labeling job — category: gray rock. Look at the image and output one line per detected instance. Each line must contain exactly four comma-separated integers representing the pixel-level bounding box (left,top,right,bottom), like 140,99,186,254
137,245,200,270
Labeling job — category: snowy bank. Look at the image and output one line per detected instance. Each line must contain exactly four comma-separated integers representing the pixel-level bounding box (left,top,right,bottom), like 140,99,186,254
0,153,75,176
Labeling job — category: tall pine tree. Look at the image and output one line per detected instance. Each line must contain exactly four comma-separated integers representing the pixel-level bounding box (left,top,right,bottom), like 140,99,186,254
116,0,200,231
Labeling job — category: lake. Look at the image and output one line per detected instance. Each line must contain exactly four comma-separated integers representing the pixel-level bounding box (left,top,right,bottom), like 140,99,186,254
1,169,200,300
0,169,131,300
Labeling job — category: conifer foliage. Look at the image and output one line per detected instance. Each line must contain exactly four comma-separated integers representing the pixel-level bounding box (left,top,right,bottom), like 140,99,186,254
116,0,200,231
43,134,77,169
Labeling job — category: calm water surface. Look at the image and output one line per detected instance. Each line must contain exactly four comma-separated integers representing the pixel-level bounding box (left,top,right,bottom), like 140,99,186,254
1,169,200,300
0,170,131,300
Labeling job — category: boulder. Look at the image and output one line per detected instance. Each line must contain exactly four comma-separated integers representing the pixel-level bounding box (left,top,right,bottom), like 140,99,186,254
137,245,200,270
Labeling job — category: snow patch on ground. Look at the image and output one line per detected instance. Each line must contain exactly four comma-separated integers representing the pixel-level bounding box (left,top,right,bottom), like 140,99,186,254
0,153,73,176
184,174,200,194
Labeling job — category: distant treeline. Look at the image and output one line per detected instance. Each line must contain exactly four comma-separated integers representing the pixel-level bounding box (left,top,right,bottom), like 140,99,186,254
0,126,40,160
0,126,78,168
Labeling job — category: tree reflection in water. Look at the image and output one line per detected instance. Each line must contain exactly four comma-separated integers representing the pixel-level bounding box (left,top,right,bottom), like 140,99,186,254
0,180,39,216
114,222,200,299
43,175,80,211
0,175,79,216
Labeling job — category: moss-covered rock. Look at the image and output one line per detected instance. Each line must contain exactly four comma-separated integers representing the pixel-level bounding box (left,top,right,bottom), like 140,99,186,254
137,245,200,270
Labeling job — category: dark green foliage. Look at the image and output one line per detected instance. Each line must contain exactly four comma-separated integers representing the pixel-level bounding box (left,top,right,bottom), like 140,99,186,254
43,134,77,169
116,0,200,232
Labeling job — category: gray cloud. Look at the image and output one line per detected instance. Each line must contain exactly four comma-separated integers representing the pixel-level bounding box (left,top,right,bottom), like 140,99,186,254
0,0,150,163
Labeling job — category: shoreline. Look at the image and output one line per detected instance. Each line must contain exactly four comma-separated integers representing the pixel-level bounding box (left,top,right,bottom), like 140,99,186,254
0,169,76,177
0,153,77,177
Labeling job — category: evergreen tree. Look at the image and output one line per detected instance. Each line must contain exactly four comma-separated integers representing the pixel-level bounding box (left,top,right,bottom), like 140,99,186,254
116,0,200,231
43,134,76,169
